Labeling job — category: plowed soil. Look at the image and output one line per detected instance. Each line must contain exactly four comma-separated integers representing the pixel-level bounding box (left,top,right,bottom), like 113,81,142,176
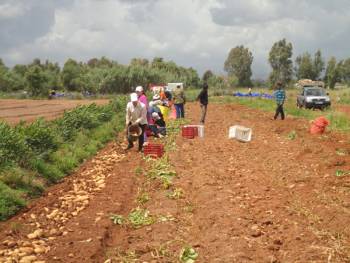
1,102,350,263
0,99,110,125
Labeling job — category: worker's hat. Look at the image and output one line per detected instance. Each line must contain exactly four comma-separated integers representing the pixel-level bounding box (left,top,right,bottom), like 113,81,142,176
135,86,143,92
130,93,138,102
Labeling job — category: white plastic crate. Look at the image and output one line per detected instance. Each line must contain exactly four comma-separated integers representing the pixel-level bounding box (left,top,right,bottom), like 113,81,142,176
229,125,252,142
184,125,205,138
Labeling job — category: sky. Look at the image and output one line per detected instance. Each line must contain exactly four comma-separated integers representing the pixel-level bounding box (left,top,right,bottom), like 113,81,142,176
0,0,350,78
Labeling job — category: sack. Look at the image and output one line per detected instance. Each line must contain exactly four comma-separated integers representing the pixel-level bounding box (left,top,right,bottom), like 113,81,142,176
310,116,329,135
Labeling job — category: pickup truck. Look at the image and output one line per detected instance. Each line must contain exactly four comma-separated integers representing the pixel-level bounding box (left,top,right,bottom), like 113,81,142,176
297,87,331,110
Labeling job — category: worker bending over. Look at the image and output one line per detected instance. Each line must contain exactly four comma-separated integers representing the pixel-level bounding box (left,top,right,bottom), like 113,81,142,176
126,93,148,151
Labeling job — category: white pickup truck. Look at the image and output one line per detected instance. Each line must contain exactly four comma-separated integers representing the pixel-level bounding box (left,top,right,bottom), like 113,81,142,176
297,86,331,110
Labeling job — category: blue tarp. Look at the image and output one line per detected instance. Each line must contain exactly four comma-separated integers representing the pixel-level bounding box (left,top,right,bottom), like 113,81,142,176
233,92,274,99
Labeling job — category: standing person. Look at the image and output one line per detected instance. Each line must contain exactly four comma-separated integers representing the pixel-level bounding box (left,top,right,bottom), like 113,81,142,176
135,85,151,139
125,93,148,151
173,84,186,118
273,82,286,120
135,86,148,108
197,82,208,124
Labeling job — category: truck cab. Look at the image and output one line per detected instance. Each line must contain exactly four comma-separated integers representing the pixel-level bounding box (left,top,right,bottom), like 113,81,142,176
297,86,331,110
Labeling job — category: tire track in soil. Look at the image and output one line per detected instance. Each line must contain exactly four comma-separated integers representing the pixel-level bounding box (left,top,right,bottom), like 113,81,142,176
99,103,350,262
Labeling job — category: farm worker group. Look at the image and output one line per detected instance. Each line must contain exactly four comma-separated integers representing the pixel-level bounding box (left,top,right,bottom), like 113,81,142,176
125,83,208,151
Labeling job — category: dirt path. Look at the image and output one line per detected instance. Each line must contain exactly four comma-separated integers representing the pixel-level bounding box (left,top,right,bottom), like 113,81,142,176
1,103,350,262
0,99,110,125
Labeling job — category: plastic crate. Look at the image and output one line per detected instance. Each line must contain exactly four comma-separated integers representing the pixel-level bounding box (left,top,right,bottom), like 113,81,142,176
182,126,196,139
184,125,204,138
229,125,252,142
143,143,164,158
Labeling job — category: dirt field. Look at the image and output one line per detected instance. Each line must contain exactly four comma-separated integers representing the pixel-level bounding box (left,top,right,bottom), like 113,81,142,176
337,105,350,116
0,99,110,125
1,102,350,262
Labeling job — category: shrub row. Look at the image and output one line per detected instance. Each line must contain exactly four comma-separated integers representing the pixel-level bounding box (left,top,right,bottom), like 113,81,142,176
0,97,127,220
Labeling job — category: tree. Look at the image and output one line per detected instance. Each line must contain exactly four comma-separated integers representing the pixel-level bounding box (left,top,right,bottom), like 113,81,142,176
313,50,325,80
340,58,350,85
0,58,6,69
31,58,42,67
202,70,214,83
25,65,48,96
0,60,26,92
324,57,342,89
295,52,314,80
268,39,293,86
0,60,9,91
1,71,26,91
61,59,83,91
224,45,253,86
13,64,28,77
130,58,149,67
207,75,227,95
151,57,164,69
186,67,200,88
295,50,325,80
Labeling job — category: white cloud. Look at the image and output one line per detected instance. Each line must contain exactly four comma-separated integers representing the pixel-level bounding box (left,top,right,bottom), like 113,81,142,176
1,0,350,78
0,2,26,19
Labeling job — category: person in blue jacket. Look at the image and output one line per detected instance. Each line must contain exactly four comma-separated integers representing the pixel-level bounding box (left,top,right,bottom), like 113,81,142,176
273,81,286,120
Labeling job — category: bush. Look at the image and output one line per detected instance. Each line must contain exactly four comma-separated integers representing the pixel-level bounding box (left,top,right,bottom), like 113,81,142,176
0,167,44,197
113,96,129,112
30,159,64,183
57,103,115,140
0,99,126,220
0,181,26,220
16,118,58,155
0,122,30,167
57,105,98,140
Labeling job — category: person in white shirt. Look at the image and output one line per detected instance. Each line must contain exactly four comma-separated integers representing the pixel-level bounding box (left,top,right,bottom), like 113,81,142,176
125,93,148,151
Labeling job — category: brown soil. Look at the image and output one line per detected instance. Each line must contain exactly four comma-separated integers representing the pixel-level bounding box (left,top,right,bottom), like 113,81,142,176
337,105,350,116
0,99,110,125
1,102,350,263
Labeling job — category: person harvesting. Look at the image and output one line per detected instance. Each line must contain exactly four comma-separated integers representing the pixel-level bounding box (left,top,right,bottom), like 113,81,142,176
125,93,148,151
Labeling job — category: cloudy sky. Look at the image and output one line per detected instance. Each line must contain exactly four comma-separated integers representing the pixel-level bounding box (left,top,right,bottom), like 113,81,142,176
0,0,349,78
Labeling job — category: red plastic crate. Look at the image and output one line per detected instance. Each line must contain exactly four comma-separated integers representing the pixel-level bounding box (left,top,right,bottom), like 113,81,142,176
184,125,198,137
182,126,196,139
143,143,164,158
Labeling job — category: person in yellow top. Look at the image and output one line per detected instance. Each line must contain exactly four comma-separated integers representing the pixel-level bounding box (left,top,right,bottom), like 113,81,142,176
125,93,148,151
172,84,186,118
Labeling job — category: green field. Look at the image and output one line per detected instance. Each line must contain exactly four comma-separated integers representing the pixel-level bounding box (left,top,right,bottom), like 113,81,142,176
186,88,350,131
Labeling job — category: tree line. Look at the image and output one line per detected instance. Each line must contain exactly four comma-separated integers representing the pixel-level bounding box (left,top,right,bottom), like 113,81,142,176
0,57,200,96
1,39,349,95
223,39,350,89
